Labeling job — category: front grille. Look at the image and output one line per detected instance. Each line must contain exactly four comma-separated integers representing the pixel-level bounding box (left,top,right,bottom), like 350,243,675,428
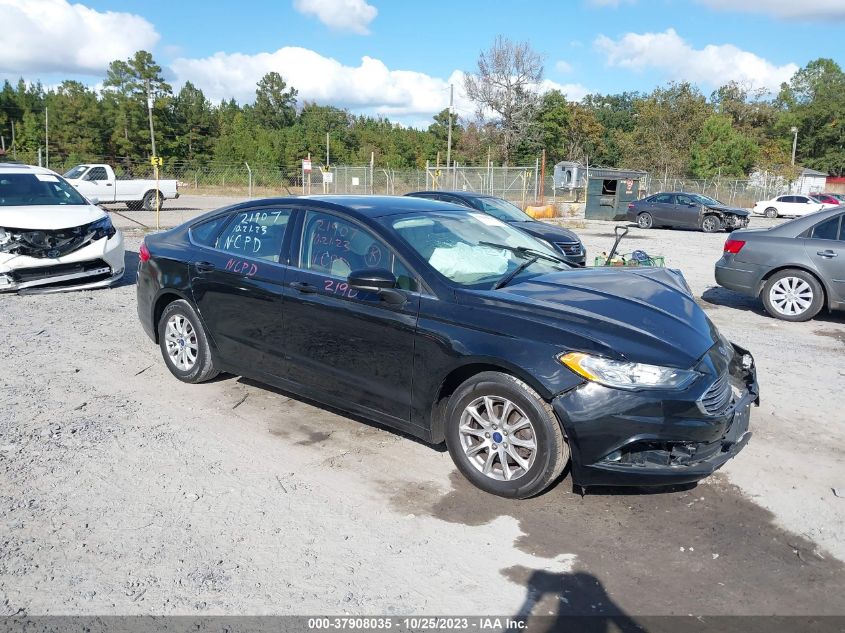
699,372,733,416
11,259,110,283
555,241,582,256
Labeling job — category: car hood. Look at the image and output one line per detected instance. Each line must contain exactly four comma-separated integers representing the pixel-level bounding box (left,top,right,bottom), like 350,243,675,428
466,266,718,368
510,220,581,243
705,204,749,216
0,204,106,230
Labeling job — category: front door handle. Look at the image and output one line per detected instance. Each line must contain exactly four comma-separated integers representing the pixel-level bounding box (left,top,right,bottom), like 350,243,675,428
290,281,317,293
106,183,113,187
817,250,838,258
195,261,216,272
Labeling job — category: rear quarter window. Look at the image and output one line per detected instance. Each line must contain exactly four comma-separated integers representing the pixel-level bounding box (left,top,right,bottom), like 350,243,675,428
190,215,230,246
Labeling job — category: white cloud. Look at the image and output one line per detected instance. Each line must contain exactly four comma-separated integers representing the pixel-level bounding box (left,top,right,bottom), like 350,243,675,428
293,0,378,34
555,60,573,74
540,79,590,102
171,47,592,127
595,28,798,92
0,0,160,75
171,47,469,121
699,0,845,20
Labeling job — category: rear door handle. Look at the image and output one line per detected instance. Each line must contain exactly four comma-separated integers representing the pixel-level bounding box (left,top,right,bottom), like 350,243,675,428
817,250,838,258
195,261,216,272
290,281,317,294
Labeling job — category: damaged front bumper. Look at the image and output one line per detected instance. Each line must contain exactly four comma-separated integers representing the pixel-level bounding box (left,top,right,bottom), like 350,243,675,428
554,343,759,487
0,232,125,293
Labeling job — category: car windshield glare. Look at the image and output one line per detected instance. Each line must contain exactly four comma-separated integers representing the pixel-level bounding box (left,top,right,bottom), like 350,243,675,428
391,211,568,288
476,197,533,222
62,166,89,180
0,173,88,206
691,194,721,206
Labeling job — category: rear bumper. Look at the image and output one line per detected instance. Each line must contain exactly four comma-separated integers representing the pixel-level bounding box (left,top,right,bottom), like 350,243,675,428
553,344,759,487
714,257,764,296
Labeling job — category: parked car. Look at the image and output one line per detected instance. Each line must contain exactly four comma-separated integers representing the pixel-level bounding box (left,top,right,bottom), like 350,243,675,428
626,192,750,232
823,193,845,203
751,194,827,218
137,195,758,498
0,163,124,292
716,207,845,321
63,163,179,211
404,190,586,266
810,193,843,207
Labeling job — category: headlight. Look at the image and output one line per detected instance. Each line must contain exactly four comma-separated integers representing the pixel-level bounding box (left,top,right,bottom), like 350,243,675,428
89,216,116,240
559,352,699,390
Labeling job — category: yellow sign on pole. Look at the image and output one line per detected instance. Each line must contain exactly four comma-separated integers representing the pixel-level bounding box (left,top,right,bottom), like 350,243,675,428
150,156,163,229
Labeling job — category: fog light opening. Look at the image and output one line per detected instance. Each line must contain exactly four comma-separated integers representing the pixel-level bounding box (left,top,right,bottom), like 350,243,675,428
741,354,753,370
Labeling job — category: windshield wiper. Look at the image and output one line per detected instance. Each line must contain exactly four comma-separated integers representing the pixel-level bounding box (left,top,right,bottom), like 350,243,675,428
478,241,568,264
492,255,540,290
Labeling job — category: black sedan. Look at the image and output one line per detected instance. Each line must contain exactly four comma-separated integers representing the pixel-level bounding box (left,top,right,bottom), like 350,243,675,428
716,206,845,321
628,192,750,232
405,190,586,266
137,195,758,498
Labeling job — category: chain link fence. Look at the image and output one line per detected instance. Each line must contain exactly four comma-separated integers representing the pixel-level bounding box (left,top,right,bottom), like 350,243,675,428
26,153,794,210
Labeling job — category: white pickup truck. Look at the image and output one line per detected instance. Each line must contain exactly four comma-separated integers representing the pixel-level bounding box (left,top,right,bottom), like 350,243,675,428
63,164,179,211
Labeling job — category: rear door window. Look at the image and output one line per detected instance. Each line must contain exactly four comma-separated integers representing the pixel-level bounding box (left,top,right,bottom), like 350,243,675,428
654,194,673,203
811,216,841,241
215,209,292,262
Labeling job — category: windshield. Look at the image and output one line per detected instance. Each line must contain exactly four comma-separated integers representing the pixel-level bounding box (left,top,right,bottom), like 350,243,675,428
62,165,89,180
690,194,723,206
0,173,89,206
475,197,533,222
390,210,568,288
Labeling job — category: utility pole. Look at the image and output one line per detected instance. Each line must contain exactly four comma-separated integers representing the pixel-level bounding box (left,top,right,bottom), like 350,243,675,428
326,132,330,167
446,83,453,178
790,126,798,166
45,107,49,169
146,79,157,158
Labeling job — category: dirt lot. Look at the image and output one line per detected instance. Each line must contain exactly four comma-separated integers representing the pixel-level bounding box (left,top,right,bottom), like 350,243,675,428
1,197,844,619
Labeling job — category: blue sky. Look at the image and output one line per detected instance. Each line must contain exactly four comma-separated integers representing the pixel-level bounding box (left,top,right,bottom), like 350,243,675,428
2,0,843,126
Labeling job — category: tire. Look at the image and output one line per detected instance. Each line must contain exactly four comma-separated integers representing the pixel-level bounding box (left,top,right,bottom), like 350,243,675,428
637,212,653,229
761,269,824,322
157,299,219,383
444,372,569,499
764,207,778,219
701,215,722,233
142,190,163,211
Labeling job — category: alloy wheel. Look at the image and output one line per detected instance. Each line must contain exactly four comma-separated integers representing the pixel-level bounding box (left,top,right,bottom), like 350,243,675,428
769,276,813,317
164,314,199,371
637,213,652,229
458,396,537,481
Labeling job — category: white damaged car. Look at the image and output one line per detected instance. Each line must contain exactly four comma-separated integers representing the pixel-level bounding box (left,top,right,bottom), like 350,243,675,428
0,163,124,293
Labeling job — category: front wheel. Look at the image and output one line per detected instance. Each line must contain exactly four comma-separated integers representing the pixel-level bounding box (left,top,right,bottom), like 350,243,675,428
637,212,654,229
761,269,824,322
158,299,219,383
764,207,778,219
445,372,569,499
701,215,722,233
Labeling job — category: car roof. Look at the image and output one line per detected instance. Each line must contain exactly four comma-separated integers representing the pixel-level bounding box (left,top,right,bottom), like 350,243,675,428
765,205,845,236
216,194,467,220
0,163,59,176
406,190,499,200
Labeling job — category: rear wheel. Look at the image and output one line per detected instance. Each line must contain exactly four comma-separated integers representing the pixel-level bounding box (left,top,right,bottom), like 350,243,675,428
637,212,653,229
701,215,722,233
158,299,219,383
764,207,778,219
142,190,163,211
761,269,824,322
445,372,569,499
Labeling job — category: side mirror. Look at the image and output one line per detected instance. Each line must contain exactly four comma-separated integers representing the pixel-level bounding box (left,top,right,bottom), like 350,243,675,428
348,268,405,304
88,196,100,205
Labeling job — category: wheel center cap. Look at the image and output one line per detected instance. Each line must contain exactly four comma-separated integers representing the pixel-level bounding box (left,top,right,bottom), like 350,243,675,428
492,431,503,443
178,338,185,348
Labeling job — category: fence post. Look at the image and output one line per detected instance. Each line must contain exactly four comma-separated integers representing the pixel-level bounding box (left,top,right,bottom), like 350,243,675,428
244,162,252,199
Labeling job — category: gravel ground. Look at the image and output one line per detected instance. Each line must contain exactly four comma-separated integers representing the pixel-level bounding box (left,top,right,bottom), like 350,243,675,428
1,198,843,618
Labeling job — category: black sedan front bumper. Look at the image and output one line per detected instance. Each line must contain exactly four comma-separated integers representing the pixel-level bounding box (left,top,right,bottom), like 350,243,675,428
553,345,759,487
